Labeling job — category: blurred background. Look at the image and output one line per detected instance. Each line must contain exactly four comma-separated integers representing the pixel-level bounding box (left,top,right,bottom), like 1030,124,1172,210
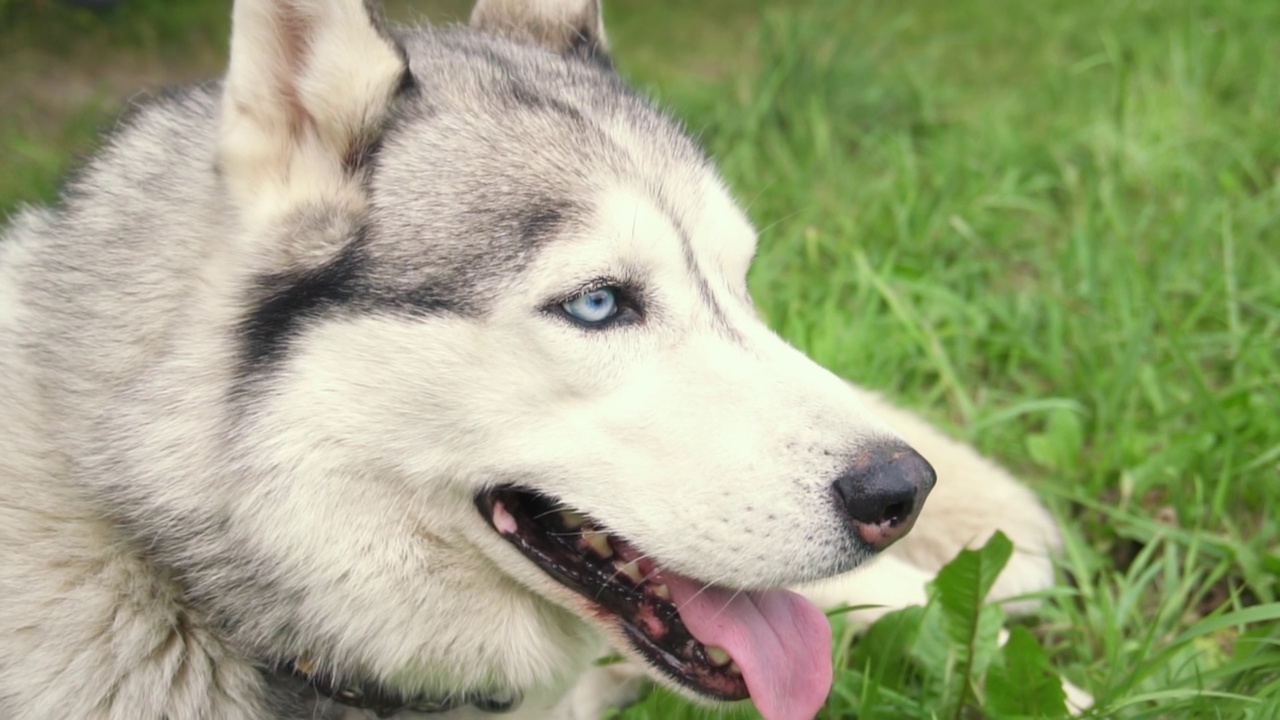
2,1,1277,717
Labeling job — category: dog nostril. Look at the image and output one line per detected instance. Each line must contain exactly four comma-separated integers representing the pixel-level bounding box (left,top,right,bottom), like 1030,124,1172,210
848,487,915,527
833,442,936,551
881,501,909,526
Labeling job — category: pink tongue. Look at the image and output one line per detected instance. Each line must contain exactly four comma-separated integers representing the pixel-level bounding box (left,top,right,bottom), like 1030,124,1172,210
663,574,832,720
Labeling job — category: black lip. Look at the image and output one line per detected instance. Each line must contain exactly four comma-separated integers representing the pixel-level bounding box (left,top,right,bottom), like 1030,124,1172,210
474,487,747,701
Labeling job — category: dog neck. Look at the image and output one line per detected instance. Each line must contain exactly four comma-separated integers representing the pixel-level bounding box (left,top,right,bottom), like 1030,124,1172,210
270,656,523,716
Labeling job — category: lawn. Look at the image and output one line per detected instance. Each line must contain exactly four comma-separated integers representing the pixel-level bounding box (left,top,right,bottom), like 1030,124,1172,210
2,0,1277,718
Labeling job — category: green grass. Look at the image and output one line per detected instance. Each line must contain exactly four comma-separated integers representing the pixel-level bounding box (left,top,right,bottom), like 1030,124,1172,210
2,0,1278,717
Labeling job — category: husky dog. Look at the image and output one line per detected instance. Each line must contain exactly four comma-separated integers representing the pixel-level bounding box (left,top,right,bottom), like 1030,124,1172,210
0,1,1064,718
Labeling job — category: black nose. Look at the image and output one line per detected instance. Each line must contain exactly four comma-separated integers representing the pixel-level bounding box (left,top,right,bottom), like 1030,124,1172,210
832,441,936,551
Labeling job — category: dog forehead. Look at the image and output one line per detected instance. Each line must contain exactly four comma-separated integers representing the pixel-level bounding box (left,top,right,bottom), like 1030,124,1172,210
361,26,716,286
387,26,697,175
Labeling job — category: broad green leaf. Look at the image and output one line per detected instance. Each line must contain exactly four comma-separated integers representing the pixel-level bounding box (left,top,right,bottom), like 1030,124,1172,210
911,602,957,706
928,532,1015,717
986,626,1069,719
931,531,1014,648
968,604,1007,681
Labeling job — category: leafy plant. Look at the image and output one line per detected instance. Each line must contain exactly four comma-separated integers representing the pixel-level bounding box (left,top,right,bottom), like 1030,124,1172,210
833,532,1069,720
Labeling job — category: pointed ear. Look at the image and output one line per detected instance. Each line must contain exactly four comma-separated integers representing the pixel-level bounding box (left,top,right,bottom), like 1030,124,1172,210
219,0,410,225
470,0,610,64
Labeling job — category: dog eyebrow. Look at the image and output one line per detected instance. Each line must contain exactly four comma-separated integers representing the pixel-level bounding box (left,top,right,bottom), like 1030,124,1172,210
655,195,747,346
236,229,465,380
519,199,576,247
238,239,371,372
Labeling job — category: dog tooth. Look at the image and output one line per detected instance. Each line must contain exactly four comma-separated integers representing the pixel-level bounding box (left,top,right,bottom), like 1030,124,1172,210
559,510,588,529
583,530,614,558
705,645,732,667
615,560,644,584
728,660,742,674
652,583,670,600
293,654,317,676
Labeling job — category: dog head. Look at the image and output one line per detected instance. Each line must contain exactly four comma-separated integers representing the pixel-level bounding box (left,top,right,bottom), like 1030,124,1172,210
209,0,935,716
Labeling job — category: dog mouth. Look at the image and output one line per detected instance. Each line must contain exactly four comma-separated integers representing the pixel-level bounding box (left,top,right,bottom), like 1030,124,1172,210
474,487,833,720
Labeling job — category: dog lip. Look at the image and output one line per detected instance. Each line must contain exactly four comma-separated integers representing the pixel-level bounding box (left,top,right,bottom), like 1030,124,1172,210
472,487,749,701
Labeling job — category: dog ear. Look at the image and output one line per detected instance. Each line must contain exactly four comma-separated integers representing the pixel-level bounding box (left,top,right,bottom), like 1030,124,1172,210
219,0,410,225
470,0,610,64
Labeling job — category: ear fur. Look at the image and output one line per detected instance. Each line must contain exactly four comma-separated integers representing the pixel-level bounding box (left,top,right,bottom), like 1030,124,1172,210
219,0,409,228
470,0,610,64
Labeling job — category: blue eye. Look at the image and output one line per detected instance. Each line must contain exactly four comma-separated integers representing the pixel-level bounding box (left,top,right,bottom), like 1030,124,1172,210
562,288,619,324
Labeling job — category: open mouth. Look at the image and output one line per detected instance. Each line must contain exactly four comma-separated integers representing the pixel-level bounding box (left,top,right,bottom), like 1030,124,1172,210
475,487,833,720
475,487,747,699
